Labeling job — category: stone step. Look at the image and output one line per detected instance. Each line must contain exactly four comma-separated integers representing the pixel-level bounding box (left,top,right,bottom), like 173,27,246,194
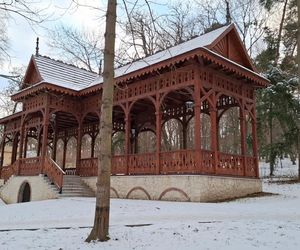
59,193,95,197
60,175,95,198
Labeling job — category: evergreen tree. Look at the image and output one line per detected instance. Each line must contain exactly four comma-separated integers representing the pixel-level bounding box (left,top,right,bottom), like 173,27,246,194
256,67,300,175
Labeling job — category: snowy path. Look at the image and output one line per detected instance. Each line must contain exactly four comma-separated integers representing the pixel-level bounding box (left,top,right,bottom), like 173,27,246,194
0,182,300,250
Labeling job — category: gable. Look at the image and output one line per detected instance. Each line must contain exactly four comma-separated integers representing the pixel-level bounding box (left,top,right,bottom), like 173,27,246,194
22,56,43,87
208,26,255,71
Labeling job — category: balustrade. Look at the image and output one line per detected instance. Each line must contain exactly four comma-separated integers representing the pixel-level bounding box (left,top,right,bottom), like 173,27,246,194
112,155,127,175
19,157,42,176
201,150,215,174
0,150,258,183
245,156,257,177
160,150,196,174
128,153,156,175
78,158,98,177
217,152,244,176
44,157,65,191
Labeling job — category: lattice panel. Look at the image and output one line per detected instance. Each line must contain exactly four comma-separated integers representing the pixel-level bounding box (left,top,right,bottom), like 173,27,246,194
216,95,238,109
115,68,195,102
215,76,242,96
24,95,45,111
4,119,21,133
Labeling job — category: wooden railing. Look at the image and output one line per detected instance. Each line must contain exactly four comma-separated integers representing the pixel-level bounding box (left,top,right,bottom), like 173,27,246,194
245,156,257,177
65,168,77,175
19,157,42,176
112,155,127,174
128,153,156,175
44,157,65,191
201,150,215,174
217,152,244,176
78,158,98,177
0,160,19,182
160,150,196,174
0,150,259,182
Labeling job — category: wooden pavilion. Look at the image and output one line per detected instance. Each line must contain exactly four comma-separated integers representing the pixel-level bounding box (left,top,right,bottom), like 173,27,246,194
0,24,268,201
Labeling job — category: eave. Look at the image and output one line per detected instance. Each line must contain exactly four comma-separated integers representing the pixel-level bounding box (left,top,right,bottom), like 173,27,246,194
12,47,269,100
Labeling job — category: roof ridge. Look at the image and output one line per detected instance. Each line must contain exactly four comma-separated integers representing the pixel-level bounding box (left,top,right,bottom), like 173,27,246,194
35,54,99,75
116,24,231,70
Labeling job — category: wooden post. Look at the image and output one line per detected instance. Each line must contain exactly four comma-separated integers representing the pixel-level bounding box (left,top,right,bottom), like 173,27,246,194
0,134,6,167
41,115,49,173
182,116,187,150
240,106,247,176
155,108,162,175
23,131,28,159
125,111,131,175
194,68,202,172
19,120,25,160
52,128,58,161
252,106,259,177
62,132,67,170
76,121,82,175
210,107,218,174
91,125,96,158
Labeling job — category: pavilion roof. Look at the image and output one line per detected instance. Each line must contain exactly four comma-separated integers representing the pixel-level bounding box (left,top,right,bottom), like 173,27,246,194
12,23,268,100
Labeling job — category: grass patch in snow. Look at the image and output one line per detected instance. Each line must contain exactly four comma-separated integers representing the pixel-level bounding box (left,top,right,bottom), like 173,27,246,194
268,178,300,184
212,192,277,203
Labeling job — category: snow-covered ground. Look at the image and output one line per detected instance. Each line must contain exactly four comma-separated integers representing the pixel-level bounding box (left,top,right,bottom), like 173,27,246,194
0,180,300,250
259,158,299,179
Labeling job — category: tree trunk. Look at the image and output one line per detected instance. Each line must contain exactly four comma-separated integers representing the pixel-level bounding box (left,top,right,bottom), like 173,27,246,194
86,0,117,242
274,0,288,65
297,0,300,180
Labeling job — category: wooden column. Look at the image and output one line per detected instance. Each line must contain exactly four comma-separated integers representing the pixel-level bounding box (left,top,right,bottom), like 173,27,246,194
210,107,218,174
76,121,82,175
23,131,28,158
240,106,247,176
62,132,67,170
37,128,42,157
91,124,97,158
182,116,187,150
91,135,96,158
155,108,162,175
11,134,19,164
19,119,25,159
0,134,6,167
41,109,50,172
252,107,259,177
194,69,202,172
125,112,131,175
52,128,58,161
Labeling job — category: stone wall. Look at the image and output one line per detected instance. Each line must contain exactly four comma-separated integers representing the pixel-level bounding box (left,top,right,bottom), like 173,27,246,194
82,175,262,202
0,175,58,204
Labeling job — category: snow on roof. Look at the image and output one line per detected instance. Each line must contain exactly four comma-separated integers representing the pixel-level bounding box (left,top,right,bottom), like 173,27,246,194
88,24,231,87
27,24,255,93
34,56,99,91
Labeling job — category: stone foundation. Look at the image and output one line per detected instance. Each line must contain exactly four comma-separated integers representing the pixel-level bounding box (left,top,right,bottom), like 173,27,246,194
82,175,262,202
0,175,58,204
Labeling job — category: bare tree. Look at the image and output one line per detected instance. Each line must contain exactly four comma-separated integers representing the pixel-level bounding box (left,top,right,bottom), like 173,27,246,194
48,26,104,73
0,0,53,62
0,66,25,117
86,0,117,242
159,1,201,46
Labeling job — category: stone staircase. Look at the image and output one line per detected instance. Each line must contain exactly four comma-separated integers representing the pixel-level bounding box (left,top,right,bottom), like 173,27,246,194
60,175,95,198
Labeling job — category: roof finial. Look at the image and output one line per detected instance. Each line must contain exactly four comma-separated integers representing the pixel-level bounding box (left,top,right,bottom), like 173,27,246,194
225,0,231,25
35,37,39,56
